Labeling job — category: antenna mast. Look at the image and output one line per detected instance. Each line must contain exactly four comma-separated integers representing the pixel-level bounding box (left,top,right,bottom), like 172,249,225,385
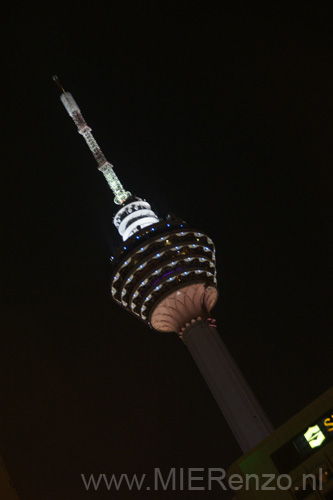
53,76,131,205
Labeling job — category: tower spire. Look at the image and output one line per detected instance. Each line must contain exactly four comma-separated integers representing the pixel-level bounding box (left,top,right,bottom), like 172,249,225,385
53,75,131,205
52,75,66,93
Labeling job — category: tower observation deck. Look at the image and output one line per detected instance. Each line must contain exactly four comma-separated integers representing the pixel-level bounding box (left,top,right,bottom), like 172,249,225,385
54,77,274,453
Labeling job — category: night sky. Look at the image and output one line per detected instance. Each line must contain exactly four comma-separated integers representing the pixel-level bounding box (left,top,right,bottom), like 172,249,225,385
2,3,332,499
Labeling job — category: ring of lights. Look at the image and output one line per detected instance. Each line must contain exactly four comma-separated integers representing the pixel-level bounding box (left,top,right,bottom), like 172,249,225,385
111,219,218,334
113,197,160,240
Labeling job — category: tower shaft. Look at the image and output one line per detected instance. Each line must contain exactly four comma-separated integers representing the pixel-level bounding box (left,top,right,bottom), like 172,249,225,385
182,320,274,453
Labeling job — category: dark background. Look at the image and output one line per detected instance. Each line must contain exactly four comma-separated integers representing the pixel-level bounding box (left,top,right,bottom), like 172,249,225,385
1,2,332,499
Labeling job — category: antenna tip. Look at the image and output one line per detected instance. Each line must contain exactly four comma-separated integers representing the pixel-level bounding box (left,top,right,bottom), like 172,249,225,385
52,75,66,93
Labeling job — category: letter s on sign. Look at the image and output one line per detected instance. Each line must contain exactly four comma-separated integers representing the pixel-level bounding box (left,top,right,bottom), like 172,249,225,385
324,417,333,432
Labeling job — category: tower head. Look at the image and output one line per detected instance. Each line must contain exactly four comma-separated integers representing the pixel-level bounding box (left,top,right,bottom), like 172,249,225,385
111,217,218,336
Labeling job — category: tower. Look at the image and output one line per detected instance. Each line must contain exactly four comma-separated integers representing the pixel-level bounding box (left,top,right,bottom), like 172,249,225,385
54,76,274,453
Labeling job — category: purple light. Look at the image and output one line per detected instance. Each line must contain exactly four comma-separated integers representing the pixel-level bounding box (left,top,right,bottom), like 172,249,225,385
152,268,182,287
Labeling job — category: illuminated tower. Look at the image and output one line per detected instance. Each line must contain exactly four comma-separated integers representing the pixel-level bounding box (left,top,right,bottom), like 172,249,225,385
54,76,274,453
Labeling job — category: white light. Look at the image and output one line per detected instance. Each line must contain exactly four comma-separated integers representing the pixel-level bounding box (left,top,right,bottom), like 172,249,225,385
304,426,326,448
115,202,159,240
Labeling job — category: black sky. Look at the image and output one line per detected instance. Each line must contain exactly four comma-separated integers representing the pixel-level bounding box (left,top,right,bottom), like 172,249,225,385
1,2,332,499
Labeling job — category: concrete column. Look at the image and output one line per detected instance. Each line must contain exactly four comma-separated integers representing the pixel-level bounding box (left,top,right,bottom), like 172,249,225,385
182,320,274,453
